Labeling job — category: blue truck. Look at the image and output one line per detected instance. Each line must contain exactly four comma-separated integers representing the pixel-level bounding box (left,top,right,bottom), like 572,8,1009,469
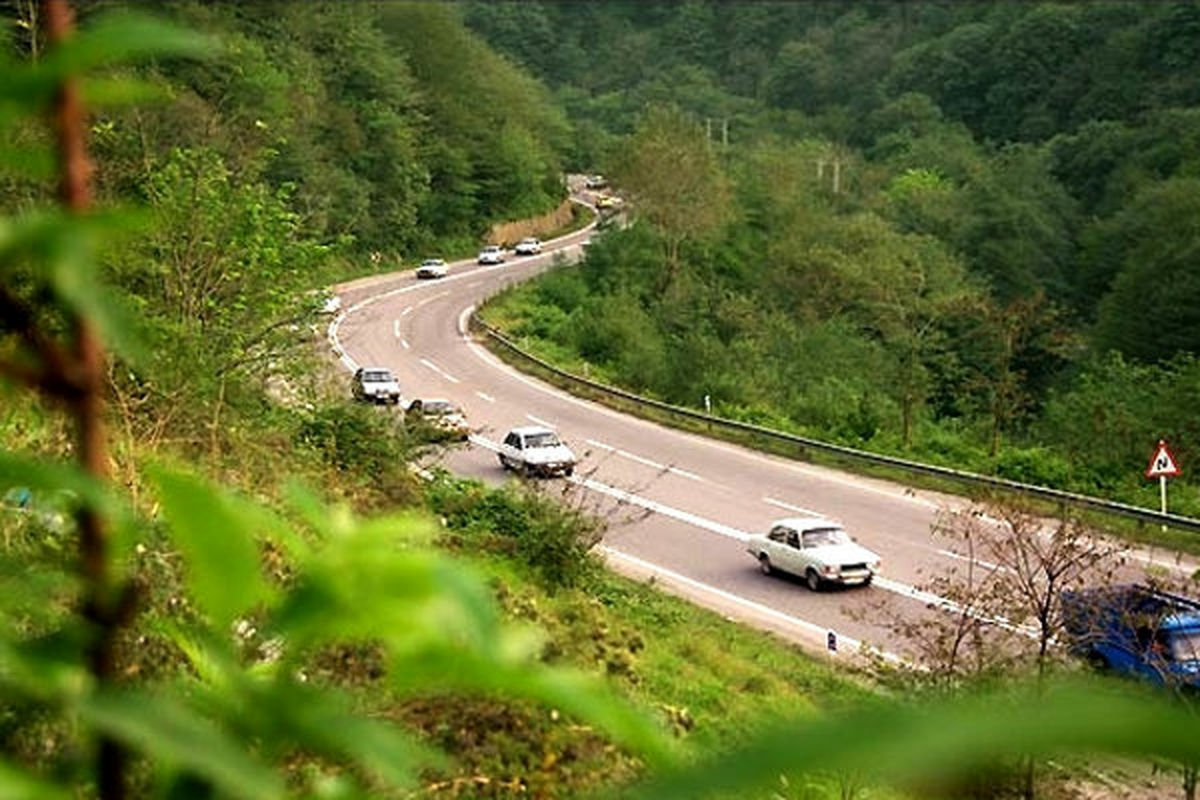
1060,583,1200,689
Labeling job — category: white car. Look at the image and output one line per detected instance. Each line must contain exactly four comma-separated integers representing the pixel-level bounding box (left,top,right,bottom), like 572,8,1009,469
477,245,505,265
745,517,880,591
351,367,402,405
498,426,576,477
513,237,542,256
415,258,448,279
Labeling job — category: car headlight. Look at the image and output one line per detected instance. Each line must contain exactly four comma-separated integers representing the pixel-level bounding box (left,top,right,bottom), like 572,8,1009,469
870,560,882,572
821,565,839,576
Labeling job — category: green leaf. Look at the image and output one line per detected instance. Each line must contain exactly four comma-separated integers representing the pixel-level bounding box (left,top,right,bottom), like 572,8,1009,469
0,450,124,528
0,758,72,800
39,12,216,77
0,146,53,181
81,75,171,109
149,466,269,630
79,689,284,800
621,677,1200,799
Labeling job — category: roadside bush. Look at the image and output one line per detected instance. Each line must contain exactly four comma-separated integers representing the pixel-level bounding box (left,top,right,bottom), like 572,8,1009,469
426,475,602,590
990,445,1072,488
294,403,409,477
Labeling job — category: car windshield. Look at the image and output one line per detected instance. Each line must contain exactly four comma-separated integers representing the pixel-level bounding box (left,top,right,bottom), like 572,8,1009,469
363,370,393,382
1170,630,1200,662
423,400,455,415
421,259,443,266
802,527,851,547
525,432,560,448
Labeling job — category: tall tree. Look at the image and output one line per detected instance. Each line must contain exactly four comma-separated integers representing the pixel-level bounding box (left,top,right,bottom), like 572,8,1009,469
614,104,732,290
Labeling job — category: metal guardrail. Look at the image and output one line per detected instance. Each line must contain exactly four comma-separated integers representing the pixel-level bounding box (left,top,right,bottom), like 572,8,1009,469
469,313,1200,534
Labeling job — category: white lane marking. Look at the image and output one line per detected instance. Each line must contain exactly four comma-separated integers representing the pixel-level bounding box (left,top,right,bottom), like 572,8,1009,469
400,339,410,350
585,439,702,481
461,324,942,513
419,358,460,384
475,391,495,403
326,215,596,374
415,290,449,309
599,546,903,664
937,548,1008,573
471,430,1035,638
526,413,556,429
764,496,824,517
393,319,401,338
400,305,413,317
458,305,474,338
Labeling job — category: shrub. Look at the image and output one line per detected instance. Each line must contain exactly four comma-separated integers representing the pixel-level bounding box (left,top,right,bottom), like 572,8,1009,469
427,476,602,590
294,403,408,476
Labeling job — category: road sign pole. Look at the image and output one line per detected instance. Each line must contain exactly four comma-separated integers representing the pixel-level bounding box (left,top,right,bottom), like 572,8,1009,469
1161,474,1169,532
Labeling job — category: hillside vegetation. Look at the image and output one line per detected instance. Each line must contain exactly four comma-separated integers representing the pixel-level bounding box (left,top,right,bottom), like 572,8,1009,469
469,1,1200,518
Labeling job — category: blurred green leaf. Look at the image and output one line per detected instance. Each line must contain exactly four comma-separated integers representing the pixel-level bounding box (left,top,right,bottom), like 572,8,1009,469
0,450,125,528
0,629,90,704
621,677,1200,799
81,75,170,109
79,689,284,800
39,12,216,78
0,759,72,800
149,466,269,630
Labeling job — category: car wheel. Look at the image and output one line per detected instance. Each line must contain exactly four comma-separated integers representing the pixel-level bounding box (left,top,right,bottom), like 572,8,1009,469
522,462,535,479
499,455,509,470
564,465,574,477
805,569,822,592
758,554,772,576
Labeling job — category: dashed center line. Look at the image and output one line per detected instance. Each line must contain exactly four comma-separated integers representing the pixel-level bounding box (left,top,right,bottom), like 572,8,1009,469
763,496,823,516
526,413,556,428
400,306,413,317
392,319,401,338
400,339,410,350
475,391,495,403
585,439,703,481
419,358,460,383
936,548,1008,573
415,290,449,309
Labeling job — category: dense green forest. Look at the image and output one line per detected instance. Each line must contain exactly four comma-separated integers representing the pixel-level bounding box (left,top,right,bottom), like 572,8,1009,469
467,1,1200,513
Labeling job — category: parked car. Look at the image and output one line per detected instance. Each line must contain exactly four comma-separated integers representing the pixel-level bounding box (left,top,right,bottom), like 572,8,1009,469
745,517,880,591
415,258,448,279
585,174,607,190
513,237,542,256
1061,583,1200,689
351,367,402,405
595,194,622,210
406,398,470,440
498,425,576,477
477,245,505,265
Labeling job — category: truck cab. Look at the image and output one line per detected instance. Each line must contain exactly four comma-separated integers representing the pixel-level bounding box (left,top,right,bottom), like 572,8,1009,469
1061,584,1200,690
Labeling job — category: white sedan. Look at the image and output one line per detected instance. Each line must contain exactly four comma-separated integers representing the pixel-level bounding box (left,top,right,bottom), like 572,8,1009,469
513,237,542,256
415,258,448,279
745,517,880,591
477,245,505,265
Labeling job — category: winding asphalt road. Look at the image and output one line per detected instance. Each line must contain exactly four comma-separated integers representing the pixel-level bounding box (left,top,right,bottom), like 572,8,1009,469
327,195,1188,662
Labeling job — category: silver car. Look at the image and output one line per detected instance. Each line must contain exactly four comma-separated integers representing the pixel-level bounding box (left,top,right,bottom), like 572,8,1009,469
351,367,402,405
498,426,576,477
415,258,448,279
513,237,542,256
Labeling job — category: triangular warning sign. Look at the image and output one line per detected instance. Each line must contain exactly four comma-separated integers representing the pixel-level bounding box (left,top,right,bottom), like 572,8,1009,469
1145,440,1181,479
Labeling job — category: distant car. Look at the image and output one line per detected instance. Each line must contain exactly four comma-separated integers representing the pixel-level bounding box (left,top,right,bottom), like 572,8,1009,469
351,367,402,405
585,174,607,190
415,258,448,279
513,237,542,256
477,245,506,265
595,194,622,210
745,517,880,591
498,425,576,477
406,398,470,440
